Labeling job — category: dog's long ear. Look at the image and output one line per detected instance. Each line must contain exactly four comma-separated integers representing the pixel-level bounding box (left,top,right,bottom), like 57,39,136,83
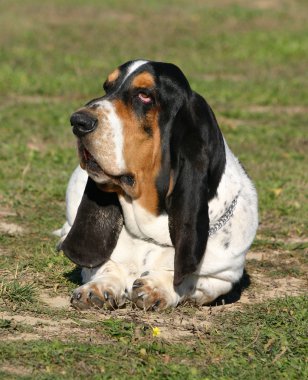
61,177,123,268
166,92,226,286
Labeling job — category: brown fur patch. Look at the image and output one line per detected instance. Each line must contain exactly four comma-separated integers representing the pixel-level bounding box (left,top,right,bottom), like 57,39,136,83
89,283,102,296
98,183,125,196
132,72,155,89
167,170,175,197
107,68,120,84
113,99,161,215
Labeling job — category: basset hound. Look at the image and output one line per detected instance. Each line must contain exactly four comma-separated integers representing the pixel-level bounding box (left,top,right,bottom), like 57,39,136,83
57,59,258,310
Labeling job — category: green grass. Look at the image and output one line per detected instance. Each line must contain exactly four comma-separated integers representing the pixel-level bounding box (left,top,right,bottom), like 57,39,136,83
0,0,307,379
0,297,307,379
0,280,37,305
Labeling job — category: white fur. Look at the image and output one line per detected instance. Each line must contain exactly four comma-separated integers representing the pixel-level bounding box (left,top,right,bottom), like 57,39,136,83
62,138,258,309
65,165,88,226
118,195,172,246
53,165,87,239
123,60,148,83
94,100,126,173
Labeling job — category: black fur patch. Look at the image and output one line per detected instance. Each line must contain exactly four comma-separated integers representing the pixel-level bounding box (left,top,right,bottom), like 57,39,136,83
61,177,123,268
148,63,226,285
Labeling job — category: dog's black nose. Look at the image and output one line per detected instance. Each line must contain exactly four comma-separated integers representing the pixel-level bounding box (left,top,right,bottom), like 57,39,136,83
70,112,98,137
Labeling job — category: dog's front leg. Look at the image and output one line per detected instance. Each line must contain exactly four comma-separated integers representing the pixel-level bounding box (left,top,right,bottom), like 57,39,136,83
70,228,140,310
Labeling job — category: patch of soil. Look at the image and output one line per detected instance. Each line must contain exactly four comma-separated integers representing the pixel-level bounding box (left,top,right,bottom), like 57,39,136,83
1,364,32,377
39,292,71,309
235,274,306,305
0,207,24,236
0,208,16,218
3,332,41,342
0,311,111,344
0,222,25,235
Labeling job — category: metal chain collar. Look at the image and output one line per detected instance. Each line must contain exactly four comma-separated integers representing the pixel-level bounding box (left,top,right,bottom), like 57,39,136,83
208,194,239,237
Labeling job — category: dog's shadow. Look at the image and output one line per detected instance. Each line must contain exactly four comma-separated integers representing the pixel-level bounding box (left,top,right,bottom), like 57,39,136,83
210,269,251,306
64,267,82,285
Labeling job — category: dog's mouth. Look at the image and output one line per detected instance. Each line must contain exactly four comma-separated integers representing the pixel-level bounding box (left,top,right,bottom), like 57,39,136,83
77,140,105,176
79,143,135,189
82,146,102,172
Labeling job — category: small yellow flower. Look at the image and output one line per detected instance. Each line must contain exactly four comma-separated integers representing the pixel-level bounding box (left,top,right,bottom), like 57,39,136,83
270,187,283,197
152,326,161,337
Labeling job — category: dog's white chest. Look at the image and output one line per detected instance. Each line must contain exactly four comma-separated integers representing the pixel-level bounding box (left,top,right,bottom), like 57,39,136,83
119,195,172,246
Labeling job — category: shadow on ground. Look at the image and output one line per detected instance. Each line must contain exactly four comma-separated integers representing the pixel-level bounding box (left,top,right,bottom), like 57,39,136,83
64,267,82,285
211,269,251,306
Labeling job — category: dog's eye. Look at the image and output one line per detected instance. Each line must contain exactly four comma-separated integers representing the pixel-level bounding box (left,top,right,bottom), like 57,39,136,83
138,92,153,104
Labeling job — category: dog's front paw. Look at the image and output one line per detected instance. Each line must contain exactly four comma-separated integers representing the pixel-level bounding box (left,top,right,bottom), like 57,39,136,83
131,275,176,311
71,282,126,310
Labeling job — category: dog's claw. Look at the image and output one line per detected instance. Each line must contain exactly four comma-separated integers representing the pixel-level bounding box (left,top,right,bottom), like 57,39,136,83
152,299,161,310
132,280,144,289
90,294,105,308
70,284,123,310
131,277,169,311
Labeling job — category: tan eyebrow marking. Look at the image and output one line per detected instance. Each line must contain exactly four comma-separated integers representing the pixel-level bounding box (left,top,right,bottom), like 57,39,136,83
132,72,155,89
107,68,120,83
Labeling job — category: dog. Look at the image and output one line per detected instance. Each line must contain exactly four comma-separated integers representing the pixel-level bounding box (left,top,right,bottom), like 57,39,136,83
57,59,258,310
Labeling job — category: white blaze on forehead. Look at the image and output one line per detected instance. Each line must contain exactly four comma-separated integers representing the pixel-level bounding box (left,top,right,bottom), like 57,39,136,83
99,100,126,172
123,60,148,83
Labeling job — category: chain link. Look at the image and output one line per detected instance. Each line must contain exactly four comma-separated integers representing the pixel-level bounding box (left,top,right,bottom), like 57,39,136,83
208,194,239,237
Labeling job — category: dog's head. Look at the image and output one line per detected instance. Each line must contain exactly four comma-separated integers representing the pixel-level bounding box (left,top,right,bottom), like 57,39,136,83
65,60,226,285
